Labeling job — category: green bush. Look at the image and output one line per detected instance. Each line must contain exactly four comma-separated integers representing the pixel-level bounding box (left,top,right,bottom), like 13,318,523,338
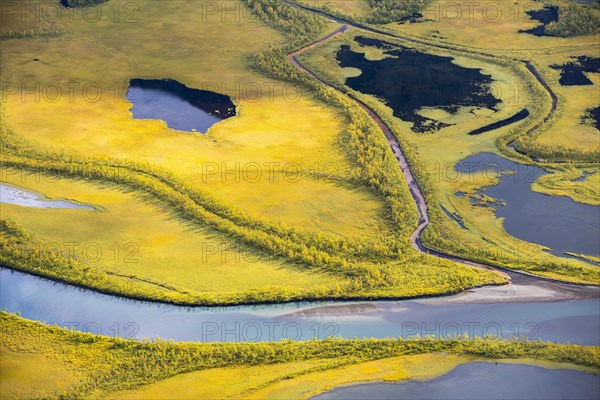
545,4,600,37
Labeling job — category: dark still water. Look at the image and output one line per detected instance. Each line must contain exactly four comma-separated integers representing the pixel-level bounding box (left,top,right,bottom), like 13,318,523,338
467,109,530,135
550,56,600,86
311,362,600,400
583,105,600,130
456,153,600,257
336,36,500,132
126,79,236,133
519,5,559,37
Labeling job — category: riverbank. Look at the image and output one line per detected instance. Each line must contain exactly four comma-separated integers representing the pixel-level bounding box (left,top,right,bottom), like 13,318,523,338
283,3,599,285
2,267,598,344
1,311,598,399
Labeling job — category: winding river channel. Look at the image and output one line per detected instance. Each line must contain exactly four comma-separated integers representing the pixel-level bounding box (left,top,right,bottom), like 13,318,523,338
1,4,599,398
1,0,598,353
1,267,599,344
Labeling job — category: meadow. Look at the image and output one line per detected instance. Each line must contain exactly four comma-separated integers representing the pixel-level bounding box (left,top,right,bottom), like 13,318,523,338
1,0,379,238
301,0,371,20
0,0,509,304
299,27,600,283
1,0,599,398
1,312,598,399
515,50,599,162
0,166,502,304
383,0,599,50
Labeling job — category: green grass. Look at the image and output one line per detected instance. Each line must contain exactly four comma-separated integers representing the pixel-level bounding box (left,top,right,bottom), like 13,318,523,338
545,2,600,37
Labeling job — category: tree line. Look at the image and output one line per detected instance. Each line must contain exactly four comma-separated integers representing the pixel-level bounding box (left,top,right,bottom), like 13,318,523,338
366,0,432,24
545,4,600,38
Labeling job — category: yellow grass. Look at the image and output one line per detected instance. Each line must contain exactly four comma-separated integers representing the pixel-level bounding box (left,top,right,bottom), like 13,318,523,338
250,353,473,399
531,52,600,153
1,169,350,298
107,353,474,399
300,29,599,279
2,312,598,400
533,167,600,206
107,359,339,400
1,0,393,240
0,349,81,400
302,0,371,19
386,0,599,53
113,352,599,400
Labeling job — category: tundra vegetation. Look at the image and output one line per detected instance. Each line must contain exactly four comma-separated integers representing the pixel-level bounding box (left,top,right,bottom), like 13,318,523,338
545,3,600,38
0,0,503,305
0,0,598,398
296,0,600,282
1,312,598,399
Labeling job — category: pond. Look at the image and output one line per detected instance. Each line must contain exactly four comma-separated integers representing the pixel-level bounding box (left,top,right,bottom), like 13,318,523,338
397,12,424,24
0,183,95,210
126,79,236,133
336,37,500,132
467,109,529,135
311,362,600,400
519,5,559,37
550,56,600,86
1,268,598,344
455,153,600,257
582,105,600,130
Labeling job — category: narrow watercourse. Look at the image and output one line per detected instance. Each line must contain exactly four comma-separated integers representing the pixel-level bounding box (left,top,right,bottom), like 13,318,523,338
0,1,598,344
281,0,562,164
282,1,596,290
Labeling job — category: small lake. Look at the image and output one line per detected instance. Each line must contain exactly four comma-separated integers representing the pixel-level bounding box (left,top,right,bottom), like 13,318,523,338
336,37,500,133
456,153,600,257
1,268,598,344
550,56,600,86
0,183,95,210
311,362,600,400
519,5,559,37
126,79,236,133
